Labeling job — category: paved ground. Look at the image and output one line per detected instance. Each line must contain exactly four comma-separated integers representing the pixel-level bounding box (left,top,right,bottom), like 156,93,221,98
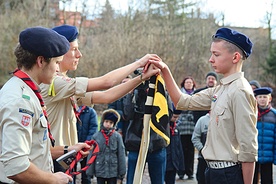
77,151,198,184
76,150,276,184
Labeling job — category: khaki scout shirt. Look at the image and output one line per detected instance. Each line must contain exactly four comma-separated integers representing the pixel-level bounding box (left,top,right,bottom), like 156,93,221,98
176,72,258,162
0,77,53,183
40,74,91,146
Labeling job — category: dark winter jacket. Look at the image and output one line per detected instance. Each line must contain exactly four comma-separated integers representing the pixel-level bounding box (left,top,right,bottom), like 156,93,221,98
77,106,98,142
166,121,185,172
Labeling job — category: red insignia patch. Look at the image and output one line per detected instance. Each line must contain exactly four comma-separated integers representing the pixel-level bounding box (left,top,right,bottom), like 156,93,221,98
21,115,31,126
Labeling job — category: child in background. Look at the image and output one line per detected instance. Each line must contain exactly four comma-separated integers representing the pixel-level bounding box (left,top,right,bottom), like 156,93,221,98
86,109,126,184
165,104,184,184
76,105,98,184
253,87,276,184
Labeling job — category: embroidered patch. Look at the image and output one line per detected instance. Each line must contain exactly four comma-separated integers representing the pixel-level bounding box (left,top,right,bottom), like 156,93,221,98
212,94,218,102
22,94,30,100
19,108,34,117
21,115,31,126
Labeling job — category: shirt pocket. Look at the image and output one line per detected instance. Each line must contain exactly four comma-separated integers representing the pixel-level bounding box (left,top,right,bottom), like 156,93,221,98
214,106,226,127
38,114,48,143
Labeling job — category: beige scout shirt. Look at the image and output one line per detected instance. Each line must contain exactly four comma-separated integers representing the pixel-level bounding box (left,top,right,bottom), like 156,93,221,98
40,74,91,146
176,72,258,162
0,77,53,183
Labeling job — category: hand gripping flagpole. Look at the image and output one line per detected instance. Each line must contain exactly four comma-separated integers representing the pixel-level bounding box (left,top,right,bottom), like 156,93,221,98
133,75,157,184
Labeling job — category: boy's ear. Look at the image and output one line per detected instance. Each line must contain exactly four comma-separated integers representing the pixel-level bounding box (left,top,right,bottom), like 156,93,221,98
232,52,241,64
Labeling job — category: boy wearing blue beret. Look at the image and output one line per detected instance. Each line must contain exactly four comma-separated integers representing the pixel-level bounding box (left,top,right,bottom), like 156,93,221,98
40,25,161,173
86,109,126,184
0,26,90,183
253,87,276,184
152,27,258,184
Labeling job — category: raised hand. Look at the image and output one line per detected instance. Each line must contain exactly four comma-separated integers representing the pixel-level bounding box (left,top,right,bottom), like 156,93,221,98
136,54,162,68
141,64,160,81
149,58,167,71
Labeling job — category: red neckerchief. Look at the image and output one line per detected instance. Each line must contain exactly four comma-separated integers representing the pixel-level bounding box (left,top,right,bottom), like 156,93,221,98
170,121,177,136
101,129,115,145
70,96,83,125
76,106,86,118
258,104,271,121
13,69,55,147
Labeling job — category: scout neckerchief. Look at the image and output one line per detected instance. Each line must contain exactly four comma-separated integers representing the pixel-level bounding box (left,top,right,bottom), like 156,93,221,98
170,121,177,136
75,105,87,120
101,129,115,145
13,69,55,147
258,104,271,121
70,96,83,125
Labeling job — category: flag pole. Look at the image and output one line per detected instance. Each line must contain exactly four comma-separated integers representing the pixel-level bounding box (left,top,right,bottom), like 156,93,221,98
133,75,157,184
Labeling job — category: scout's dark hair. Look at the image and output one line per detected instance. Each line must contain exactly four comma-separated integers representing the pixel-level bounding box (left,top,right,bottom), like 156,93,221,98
14,44,51,70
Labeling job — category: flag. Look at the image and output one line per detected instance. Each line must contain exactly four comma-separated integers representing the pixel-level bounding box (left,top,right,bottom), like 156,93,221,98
149,74,170,145
134,74,169,184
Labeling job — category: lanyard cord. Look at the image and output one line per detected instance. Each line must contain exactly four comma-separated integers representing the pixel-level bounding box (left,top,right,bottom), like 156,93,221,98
65,140,99,177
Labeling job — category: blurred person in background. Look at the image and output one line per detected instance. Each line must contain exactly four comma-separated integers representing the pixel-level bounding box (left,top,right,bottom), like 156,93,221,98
177,76,197,180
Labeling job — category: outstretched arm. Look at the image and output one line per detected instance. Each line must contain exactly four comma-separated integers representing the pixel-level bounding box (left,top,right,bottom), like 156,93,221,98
86,54,161,91
91,64,160,104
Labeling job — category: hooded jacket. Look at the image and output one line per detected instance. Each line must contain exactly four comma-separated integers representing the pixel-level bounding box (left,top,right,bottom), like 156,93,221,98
86,109,126,179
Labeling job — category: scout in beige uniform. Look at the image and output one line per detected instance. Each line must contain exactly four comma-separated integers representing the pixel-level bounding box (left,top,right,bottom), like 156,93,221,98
152,28,258,184
0,27,72,184
40,25,161,172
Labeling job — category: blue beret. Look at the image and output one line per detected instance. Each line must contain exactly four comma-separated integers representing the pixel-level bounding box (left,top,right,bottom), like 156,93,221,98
104,112,118,123
254,87,273,96
213,27,253,58
19,27,70,58
52,25,78,42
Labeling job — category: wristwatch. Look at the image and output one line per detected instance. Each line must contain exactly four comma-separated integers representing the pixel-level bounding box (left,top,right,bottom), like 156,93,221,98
64,145,69,154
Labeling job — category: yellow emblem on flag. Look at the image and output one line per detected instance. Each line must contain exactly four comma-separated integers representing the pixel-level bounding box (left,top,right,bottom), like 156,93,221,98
149,75,170,145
